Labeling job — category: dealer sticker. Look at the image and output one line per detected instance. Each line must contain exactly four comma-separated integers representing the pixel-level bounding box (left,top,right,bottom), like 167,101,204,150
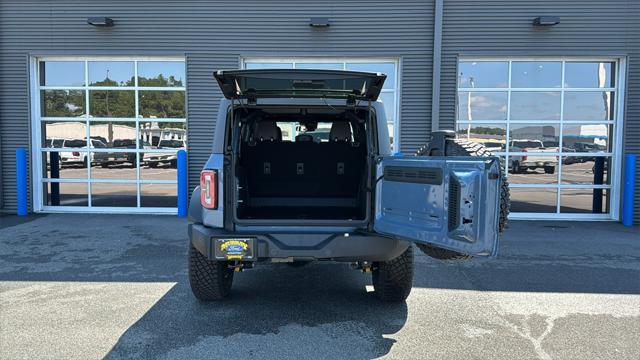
215,238,255,260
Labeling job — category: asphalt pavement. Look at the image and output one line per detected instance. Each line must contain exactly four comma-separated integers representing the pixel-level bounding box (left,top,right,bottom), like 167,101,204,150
0,214,638,359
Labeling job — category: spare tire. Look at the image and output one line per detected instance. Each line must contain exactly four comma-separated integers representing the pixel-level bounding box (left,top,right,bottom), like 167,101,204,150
414,138,510,260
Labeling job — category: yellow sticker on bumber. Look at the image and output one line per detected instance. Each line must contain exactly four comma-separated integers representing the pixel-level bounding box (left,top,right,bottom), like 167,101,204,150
220,240,249,260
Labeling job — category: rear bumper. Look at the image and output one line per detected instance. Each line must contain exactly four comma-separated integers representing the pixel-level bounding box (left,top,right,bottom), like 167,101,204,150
189,223,410,262
521,161,556,167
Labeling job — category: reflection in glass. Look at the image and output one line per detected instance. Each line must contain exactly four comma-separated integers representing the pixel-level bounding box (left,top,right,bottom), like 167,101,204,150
562,124,610,151
346,63,396,89
39,61,85,86
41,90,85,117
42,121,86,147
510,188,558,213
89,90,135,117
378,92,395,123
91,183,137,207
560,189,609,213
42,151,88,179
564,62,615,88
458,61,508,88
295,63,343,70
561,157,611,185
89,121,137,148
140,184,177,207
91,152,137,179
88,61,135,86
457,91,508,121
563,92,613,121
139,91,185,118
45,182,88,207
139,121,186,147
510,92,561,120
507,155,558,183
138,61,185,87
509,124,560,152
245,62,293,69
511,61,561,88
456,124,506,150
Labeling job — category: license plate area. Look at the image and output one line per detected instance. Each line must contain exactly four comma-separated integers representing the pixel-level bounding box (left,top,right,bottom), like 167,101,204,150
213,238,256,261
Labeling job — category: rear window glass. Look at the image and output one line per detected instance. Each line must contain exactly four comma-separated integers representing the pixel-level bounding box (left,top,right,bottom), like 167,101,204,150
276,122,350,143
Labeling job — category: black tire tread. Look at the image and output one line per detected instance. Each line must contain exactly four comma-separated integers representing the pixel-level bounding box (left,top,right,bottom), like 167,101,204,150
372,246,414,302
188,244,234,301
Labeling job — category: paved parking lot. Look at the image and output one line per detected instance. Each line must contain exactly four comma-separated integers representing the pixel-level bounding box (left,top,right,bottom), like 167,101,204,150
1,215,638,359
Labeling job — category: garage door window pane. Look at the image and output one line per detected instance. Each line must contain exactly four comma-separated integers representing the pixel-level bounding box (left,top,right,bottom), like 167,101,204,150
511,62,561,88
138,61,185,87
565,62,615,88
456,124,506,150
347,63,396,89
39,61,85,86
141,184,176,208
139,91,185,118
458,61,508,88
562,124,611,151
45,182,88,207
564,92,614,121
295,63,342,70
562,157,611,185
378,92,395,123
88,61,135,87
41,90,85,117
508,155,558,184
510,92,561,121
510,188,558,213
560,189,609,214
91,183,137,207
457,91,508,121
245,62,293,69
509,124,560,152
89,90,135,117
42,121,86,148
42,151,87,179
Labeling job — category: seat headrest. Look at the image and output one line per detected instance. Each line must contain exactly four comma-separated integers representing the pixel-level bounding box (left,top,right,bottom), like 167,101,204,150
329,122,351,142
255,121,280,142
295,134,314,142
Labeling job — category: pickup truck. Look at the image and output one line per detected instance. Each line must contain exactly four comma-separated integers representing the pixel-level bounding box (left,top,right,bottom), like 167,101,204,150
509,139,558,174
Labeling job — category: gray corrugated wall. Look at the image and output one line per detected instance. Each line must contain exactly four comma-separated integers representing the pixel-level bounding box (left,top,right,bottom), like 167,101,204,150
438,0,640,223
0,0,434,211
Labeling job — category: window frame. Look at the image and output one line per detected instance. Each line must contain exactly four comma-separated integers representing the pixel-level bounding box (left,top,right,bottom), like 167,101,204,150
30,56,186,213
456,56,626,221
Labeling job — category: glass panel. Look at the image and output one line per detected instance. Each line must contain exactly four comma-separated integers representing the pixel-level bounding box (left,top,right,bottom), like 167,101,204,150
42,121,86,148
560,189,609,214
562,157,611,185
44,182,88,207
458,61,508,88
89,90,135,117
295,63,343,70
509,124,560,152
378,92,395,123
387,123,394,148
563,91,614,121
140,184,176,208
42,151,88,179
510,188,558,213
139,91,185,119
88,61,135,87
456,124,506,151
139,121,186,147
39,61,85,86
245,62,293,69
346,63,396,90
511,61,561,88
138,61,185,87
91,183,137,207
507,155,558,184
510,92,561,120
41,90,85,117
90,152,137,180
89,120,137,148
562,124,611,152
457,91,508,121
565,62,615,88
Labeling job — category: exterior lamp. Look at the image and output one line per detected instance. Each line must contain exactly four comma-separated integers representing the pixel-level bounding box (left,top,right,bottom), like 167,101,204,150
533,16,560,26
309,17,330,28
87,17,114,27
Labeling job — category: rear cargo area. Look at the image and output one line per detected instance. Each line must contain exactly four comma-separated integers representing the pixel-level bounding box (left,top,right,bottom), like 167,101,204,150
235,107,369,221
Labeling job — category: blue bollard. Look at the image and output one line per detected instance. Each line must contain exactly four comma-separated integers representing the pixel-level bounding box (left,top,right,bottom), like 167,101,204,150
622,154,637,226
177,150,188,217
16,148,28,216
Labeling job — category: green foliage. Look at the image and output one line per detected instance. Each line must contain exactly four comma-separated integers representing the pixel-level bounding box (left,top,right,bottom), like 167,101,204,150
458,126,506,136
139,91,185,118
42,90,85,117
90,90,135,117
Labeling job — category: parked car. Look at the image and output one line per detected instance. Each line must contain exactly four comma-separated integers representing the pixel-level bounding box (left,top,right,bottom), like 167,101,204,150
100,139,147,168
572,142,607,162
509,139,558,174
187,69,510,302
58,139,108,168
481,141,504,153
145,139,185,168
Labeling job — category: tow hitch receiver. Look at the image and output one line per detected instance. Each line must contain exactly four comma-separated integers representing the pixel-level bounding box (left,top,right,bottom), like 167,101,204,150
351,261,375,273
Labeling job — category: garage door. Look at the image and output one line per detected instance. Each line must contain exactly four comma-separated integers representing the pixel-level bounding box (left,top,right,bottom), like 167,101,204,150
456,58,624,220
32,57,186,213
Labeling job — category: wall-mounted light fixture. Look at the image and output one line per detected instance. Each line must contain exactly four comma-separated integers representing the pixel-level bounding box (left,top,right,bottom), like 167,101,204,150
533,16,560,27
309,17,330,28
87,17,114,27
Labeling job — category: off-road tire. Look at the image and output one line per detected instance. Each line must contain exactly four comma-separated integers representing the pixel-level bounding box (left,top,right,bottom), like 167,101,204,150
544,166,555,174
414,139,511,260
188,244,234,301
372,245,414,302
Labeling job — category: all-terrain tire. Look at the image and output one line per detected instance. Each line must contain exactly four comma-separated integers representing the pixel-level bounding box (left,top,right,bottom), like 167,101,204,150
544,166,555,174
372,245,414,302
414,138,511,260
188,244,234,301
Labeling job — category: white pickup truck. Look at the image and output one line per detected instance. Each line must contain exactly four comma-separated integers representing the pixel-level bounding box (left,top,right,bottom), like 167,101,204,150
509,139,558,174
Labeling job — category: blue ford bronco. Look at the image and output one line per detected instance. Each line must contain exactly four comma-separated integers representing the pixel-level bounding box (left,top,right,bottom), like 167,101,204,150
188,69,510,302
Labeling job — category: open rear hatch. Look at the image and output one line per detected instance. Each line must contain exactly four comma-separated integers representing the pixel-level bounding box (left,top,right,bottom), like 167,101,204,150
214,69,386,103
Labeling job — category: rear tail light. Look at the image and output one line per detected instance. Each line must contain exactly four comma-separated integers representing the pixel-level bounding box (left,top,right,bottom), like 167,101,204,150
200,170,218,209
521,149,528,161
72,152,80,156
